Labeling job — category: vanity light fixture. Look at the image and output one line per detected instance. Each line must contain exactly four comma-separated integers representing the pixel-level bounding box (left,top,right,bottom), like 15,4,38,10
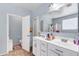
48,3,72,12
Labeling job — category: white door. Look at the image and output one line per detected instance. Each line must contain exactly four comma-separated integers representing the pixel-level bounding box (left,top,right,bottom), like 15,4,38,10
22,16,30,52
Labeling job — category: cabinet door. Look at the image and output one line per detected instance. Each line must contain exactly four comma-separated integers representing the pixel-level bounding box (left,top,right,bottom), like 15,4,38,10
33,38,37,55
33,38,41,56
37,39,40,56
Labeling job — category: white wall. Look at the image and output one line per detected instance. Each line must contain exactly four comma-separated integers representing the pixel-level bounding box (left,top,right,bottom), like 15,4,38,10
0,12,7,54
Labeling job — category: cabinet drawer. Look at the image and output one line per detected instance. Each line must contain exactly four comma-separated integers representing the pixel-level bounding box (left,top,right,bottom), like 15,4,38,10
40,47,47,51
48,43,63,54
62,48,78,56
48,50,59,56
40,52,47,56
48,48,63,56
40,49,47,56
40,40,47,47
48,43,57,50
48,43,78,56
40,40,47,49
52,44,78,56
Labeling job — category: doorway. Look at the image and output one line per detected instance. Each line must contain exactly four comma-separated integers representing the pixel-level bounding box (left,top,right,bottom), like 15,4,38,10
7,14,22,52
7,14,31,53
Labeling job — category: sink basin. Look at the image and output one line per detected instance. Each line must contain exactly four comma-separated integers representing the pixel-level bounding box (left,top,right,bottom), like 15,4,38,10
49,38,68,44
61,39,68,43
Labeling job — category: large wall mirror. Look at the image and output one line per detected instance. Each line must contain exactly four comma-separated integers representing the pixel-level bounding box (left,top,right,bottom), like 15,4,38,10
52,13,78,33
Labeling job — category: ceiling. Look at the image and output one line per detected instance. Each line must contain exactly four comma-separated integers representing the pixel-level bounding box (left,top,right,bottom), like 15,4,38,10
0,3,49,12
2,3,71,16
0,3,72,16
10,3,44,11
0,3,50,16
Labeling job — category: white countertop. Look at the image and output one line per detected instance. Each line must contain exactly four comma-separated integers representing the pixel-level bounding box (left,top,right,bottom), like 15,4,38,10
34,36,79,52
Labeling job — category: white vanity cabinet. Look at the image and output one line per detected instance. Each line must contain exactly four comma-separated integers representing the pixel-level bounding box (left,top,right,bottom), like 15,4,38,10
33,37,40,56
33,37,78,56
48,43,78,56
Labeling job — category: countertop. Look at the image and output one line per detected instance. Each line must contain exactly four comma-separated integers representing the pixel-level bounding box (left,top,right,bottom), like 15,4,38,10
34,36,79,52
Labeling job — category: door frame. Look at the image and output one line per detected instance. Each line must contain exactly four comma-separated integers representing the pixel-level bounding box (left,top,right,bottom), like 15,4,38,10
6,13,21,53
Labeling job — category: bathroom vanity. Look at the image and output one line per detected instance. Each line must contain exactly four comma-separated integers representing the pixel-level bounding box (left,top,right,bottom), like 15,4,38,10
32,36,79,56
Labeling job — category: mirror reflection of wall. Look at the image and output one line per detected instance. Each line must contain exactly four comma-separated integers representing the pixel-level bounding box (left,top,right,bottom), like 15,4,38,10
33,18,37,36
52,13,78,33
33,16,40,36
40,20,43,32
39,15,52,32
